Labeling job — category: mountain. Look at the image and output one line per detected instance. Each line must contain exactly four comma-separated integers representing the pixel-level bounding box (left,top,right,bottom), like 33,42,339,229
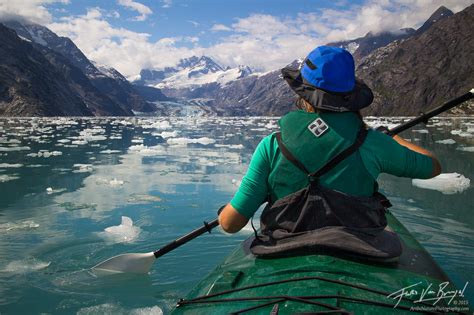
357,4,474,116
328,28,416,63
0,23,130,116
3,20,155,113
137,56,253,89
327,7,453,63
172,5,470,117
415,6,454,35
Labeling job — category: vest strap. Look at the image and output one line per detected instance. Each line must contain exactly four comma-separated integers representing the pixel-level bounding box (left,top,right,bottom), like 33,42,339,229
275,132,310,174
276,126,368,179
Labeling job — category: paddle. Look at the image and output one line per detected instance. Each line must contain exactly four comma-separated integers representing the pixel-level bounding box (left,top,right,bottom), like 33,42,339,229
383,89,474,136
92,218,219,274
92,89,473,275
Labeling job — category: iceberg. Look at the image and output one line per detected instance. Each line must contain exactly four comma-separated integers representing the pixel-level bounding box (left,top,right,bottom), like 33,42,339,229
102,216,140,243
435,139,456,144
167,137,216,145
456,146,474,152
412,173,470,194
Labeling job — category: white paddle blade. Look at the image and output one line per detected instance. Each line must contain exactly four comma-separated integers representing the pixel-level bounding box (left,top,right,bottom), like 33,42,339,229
92,252,156,274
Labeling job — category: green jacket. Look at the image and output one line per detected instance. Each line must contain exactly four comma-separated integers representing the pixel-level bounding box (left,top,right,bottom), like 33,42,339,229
231,111,433,219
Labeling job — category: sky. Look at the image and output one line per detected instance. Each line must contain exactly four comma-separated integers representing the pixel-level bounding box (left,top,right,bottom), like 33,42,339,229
0,0,472,80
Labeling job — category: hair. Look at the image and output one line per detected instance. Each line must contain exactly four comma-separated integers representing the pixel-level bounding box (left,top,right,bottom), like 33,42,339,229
295,96,366,126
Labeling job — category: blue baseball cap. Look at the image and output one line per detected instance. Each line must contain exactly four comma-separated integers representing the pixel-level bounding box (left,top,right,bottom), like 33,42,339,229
282,46,373,112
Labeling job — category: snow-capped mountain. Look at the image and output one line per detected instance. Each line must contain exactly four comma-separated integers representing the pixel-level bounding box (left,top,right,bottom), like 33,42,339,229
137,56,253,89
3,20,157,113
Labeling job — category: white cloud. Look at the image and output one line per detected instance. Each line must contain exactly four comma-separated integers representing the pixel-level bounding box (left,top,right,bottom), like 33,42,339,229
48,8,201,79
211,24,232,32
0,0,69,24
187,20,199,27
10,0,472,78
117,0,152,21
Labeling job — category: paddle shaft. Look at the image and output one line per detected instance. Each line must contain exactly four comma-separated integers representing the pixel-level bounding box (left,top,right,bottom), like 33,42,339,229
388,90,474,136
153,219,219,258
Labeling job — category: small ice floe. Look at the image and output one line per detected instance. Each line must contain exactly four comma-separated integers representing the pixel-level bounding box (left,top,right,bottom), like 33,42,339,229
128,144,164,156
0,174,20,182
2,258,50,274
456,146,474,152
100,149,121,154
0,146,31,152
435,139,456,144
0,163,23,168
154,130,179,138
73,164,93,173
0,220,39,232
412,129,429,134
46,187,66,195
131,139,144,144
57,139,71,144
215,144,245,149
101,216,141,243
72,140,88,145
412,173,470,194
27,150,62,158
167,137,216,145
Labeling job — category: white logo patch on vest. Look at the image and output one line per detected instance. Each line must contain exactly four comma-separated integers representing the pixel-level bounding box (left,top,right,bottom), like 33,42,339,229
308,118,329,137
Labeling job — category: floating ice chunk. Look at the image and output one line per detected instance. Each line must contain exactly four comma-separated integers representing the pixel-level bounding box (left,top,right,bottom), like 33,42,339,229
167,137,216,145
0,220,39,232
3,258,50,274
412,173,470,194
0,174,19,182
149,120,171,129
102,216,140,243
73,164,93,173
57,139,71,143
72,140,88,145
215,144,245,149
154,131,179,138
100,149,121,154
0,163,23,168
450,130,462,135
46,187,66,194
435,139,456,144
412,129,429,134
128,145,164,156
131,139,143,144
0,146,30,152
456,146,474,152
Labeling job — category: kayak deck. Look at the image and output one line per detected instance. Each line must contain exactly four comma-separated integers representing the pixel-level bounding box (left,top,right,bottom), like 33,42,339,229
172,212,466,314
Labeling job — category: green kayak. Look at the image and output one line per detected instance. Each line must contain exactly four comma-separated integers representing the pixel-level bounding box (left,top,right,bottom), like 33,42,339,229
172,212,469,314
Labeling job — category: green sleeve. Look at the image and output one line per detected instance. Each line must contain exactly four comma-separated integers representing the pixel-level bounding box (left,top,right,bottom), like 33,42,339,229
361,130,434,180
230,135,273,219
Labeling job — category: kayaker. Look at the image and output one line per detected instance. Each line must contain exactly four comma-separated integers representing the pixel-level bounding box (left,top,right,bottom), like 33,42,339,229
219,46,441,258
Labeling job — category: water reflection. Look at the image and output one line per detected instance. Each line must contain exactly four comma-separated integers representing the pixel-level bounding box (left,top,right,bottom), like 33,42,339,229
0,116,473,313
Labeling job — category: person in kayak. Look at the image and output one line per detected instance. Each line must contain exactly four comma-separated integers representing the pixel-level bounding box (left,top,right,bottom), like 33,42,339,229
218,46,441,258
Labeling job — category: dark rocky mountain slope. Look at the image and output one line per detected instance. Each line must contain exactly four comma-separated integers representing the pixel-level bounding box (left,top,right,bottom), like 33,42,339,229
357,4,474,116
0,23,130,116
3,21,155,113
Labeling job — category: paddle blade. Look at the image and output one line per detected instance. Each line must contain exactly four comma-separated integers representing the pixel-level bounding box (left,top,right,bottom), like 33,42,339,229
92,252,155,274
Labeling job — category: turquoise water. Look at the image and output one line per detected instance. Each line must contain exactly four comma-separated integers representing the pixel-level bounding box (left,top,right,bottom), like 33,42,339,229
0,116,472,314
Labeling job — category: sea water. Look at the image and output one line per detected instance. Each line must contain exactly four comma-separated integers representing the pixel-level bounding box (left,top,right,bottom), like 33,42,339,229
0,116,472,314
